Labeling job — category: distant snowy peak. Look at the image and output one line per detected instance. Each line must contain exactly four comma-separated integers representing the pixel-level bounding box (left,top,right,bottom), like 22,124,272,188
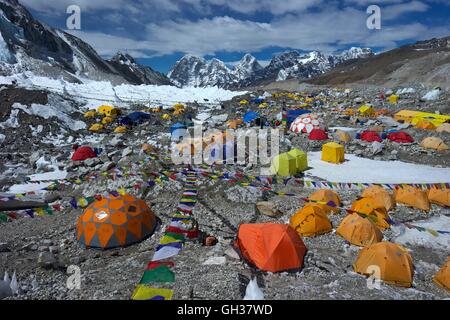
108,52,171,85
232,53,263,81
275,47,374,82
167,55,208,87
168,53,262,87
168,47,374,88
338,47,374,61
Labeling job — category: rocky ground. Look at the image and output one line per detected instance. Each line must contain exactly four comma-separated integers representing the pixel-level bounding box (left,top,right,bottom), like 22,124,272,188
0,83,449,300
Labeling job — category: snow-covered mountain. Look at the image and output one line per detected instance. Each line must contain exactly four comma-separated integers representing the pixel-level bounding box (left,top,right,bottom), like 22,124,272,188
232,53,263,81
169,48,374,88
107,52,171,85
168,53,263,88
0,0,169,85
252,48,374,84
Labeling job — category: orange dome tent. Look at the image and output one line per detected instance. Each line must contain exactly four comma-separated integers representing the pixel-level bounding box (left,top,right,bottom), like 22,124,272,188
354,242,414,287
309,189,341,214
427,187,450,207
351,197,390,230
290,204,332,237
77,194,157,249
361,185,396,212
433,257,450,293
336,213,382,247
234,223,307,272
394,186,430,211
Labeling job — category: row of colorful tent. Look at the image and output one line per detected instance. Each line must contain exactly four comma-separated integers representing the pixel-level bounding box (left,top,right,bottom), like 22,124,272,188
234,222,448,291
234,187,449,290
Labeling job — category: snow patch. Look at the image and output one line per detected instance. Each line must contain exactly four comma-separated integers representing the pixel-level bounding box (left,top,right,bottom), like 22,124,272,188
306,152,450,183
12,102,86,131
394,215,450,251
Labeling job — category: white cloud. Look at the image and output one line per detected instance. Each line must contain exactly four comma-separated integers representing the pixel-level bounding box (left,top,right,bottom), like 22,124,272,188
66,4,449,60
383,1,429,20
25,0,448,63
205,0,322,15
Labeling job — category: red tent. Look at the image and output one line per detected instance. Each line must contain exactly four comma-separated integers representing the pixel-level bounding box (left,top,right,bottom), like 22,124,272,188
308,128,328,140
361,131,382,143
387,132,414,143
71,146,97,161
235,223,307,272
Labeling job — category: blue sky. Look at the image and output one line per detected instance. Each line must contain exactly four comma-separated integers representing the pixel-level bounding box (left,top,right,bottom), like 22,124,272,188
21,0,450,74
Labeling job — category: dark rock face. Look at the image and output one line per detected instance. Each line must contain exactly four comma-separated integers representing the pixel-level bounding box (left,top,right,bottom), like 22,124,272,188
0,0,169,85
108,52,172,85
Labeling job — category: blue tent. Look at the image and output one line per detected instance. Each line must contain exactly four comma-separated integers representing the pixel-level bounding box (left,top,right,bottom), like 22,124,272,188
170,122,187,134
120,112,151,125
250,98,265,104
128,112,151,122
243,111,260,123
171,122,188,141
287,110,311,126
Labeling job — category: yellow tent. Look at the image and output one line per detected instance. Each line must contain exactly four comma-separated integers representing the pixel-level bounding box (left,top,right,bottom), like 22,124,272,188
287,149,308,173
173,103,185,110
394,186,430,211
336,213,382,247
414,119,436,130
84,110,96,118
335,130,351,143
352,197,390,230
354,242,414,287
433,257,450,293
271,153,297,177
358,105,374,116
239,99,249,105
344,108,356,116
102,116,114,125
227,119,243,130
89,123,103,132
321,142,345,164
162,114,171,120
395,110,450,126
309,189,340,214
394,110,421,123
98,105,120,117
388,95,399,104
290,204,332,237
420,137,449,151
361,185,396,212
114,126,127,133
427,187,450,207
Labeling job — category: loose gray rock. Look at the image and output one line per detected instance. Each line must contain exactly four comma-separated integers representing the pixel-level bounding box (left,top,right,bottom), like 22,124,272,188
256,201,282,217
38,252,57,269
0,242,10,252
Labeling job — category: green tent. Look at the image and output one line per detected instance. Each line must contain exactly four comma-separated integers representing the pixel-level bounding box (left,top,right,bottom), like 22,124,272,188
271,153,297,177
287,149,308,172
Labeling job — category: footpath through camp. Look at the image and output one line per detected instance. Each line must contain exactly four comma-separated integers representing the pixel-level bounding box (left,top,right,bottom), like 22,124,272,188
0,82,449,300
